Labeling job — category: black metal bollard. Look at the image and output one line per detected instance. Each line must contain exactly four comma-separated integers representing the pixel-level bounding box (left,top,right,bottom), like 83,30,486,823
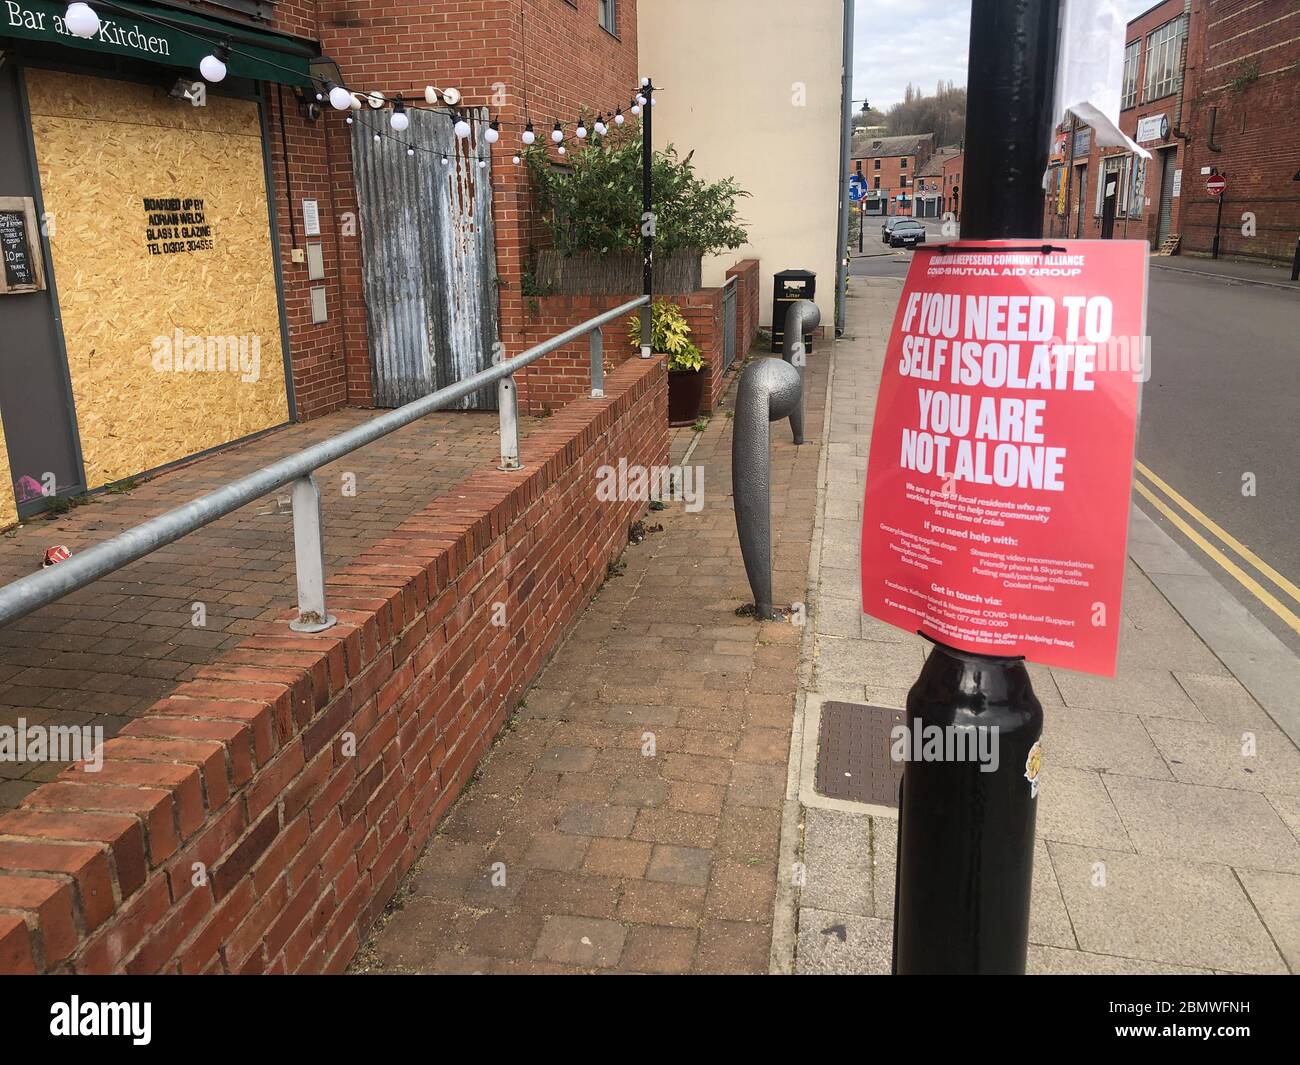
732,358,802,620
781,299,820,446
892,641,1043,974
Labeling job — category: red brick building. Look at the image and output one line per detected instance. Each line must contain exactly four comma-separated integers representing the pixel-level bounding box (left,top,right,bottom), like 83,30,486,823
1179,0,1300,261
851,133,935,217
916,146,961,218
0,0,644,516
1043,0,1298,264
1045,0,1196,246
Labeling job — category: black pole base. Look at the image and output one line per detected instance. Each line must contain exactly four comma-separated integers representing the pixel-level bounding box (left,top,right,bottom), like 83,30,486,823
892,640,1043,974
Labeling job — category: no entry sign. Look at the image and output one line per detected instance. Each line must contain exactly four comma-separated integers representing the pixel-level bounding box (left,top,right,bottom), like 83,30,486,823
859,240,1148,675
1206,175,1227,196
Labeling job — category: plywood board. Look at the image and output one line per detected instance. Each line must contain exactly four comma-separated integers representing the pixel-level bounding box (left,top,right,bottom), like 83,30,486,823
26,70,289,488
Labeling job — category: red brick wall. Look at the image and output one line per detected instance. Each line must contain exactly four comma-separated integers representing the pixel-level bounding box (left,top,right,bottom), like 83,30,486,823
0,356,667,975
1180,0,1300,261
517,269,756,419
727,258,760,358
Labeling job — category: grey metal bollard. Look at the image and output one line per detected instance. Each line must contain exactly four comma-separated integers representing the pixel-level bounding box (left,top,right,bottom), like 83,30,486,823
781,299,820,445
732,358,803,620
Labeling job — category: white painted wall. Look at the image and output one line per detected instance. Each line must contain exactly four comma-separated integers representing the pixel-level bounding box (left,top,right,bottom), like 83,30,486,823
638,0,847,328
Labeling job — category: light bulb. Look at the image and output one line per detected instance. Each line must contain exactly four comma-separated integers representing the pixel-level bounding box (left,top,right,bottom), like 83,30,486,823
636,94,647,106
551,122,563,144
441,156,450,166
641,76,650,87
522,121,536,146
390,99,409,131
200,47,229,84
346,116,354,125
454,118,472,139
614,110,625,126
328,84,353,111
374,134,381,142
594,116,607,136
408,147,416,156
512,155,521,165
485,120,500,144
558,145,566,156
64,3,100,39
478,159,487,169
576,123,587,139
631,104,641,116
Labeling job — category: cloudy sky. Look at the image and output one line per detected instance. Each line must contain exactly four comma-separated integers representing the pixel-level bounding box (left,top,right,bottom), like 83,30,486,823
853,0,1159,113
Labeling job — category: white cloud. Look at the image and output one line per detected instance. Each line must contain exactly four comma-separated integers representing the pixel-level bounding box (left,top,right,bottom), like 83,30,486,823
853,0,971,113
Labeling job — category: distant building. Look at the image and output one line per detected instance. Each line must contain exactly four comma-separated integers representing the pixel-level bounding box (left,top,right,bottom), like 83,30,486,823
916,147,961,218
1179,0,1300,261
941,150,965,219
1045,0,1195,247
851,133,935,217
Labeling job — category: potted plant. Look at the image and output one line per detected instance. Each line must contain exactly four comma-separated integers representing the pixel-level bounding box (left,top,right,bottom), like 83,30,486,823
630,300,708,426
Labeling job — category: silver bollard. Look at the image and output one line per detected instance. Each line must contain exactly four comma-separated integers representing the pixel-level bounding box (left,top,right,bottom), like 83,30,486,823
781,299,820,445
289,474,337,633
590,328,605,398
732,358,803,620
498,374,521,470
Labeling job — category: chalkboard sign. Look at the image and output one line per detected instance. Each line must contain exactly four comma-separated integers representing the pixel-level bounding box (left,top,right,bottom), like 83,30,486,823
0,197,46,294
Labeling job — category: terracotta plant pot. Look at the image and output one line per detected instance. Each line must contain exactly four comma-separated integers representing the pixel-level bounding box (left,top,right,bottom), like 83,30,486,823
667,367,708,426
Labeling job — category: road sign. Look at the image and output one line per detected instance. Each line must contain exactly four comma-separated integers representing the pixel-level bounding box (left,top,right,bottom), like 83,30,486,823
1206,175,1227,197
849,175,867,202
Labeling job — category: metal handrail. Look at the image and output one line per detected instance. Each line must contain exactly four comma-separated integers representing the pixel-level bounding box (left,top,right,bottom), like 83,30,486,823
0,295,650,631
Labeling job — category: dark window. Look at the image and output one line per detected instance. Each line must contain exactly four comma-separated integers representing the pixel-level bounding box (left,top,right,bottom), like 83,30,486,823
873,177,880,189
873,159,881,170
900,158,908,168
599,0,618,35
855,160,862,173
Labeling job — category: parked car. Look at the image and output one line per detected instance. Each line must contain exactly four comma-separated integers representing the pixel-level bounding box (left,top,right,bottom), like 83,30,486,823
881,216,905,240
887,219,927,248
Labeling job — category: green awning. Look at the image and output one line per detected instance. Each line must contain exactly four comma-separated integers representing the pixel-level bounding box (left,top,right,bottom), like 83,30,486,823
1,1,320,87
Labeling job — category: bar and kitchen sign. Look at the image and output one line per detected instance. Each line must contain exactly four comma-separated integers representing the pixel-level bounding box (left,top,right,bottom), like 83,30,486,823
4,1,172,59
2,1,316,85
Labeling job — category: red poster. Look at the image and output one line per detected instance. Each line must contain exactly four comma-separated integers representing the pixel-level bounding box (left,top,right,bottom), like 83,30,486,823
860,240,1148,676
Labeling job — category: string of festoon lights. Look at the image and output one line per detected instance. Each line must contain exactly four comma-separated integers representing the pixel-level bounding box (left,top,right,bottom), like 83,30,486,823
61,2,655,166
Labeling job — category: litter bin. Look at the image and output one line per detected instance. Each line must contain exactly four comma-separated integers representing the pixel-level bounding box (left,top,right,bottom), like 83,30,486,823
772,269,816,353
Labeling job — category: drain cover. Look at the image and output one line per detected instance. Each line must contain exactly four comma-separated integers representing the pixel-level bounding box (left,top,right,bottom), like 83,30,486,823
815,701,905,807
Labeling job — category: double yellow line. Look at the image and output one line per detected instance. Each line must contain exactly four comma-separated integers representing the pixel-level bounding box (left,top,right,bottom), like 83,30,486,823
1133,461,1300,635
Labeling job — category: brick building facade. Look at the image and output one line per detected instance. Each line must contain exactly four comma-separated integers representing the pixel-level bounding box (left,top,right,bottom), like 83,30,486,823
1179,0,1300,261
850,133,935,217
1045,0,1195,246
1043,0,1298,264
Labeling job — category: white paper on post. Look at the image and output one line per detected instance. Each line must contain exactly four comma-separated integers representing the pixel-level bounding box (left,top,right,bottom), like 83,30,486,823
1053,0,1152,160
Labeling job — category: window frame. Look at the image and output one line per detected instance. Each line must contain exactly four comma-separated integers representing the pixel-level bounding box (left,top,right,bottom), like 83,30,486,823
598,0,618,37
1143,17,1184,102
1121,38,1140,110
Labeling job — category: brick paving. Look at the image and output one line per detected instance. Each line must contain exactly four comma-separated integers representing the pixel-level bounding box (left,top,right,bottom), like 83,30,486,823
0,408,537,810
354,350,827,973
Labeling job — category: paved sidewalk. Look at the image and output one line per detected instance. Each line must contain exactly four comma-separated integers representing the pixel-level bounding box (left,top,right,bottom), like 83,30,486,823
353,351,826,973
1151,255,1298,290
0,407,535,809
778,278,1300,975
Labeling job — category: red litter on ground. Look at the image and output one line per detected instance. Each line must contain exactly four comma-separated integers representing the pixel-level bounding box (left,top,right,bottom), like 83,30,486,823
42,546,72,568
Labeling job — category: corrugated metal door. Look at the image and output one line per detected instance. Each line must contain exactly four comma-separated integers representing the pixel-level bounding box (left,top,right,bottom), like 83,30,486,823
1156,148,1176,246
353,106,499,409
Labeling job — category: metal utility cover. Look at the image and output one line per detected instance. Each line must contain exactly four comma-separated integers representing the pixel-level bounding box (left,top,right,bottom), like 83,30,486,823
815,701,904,807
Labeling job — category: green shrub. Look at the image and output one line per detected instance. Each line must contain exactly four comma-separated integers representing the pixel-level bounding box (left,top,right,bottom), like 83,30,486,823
524,121,749,258
629,299,706,373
